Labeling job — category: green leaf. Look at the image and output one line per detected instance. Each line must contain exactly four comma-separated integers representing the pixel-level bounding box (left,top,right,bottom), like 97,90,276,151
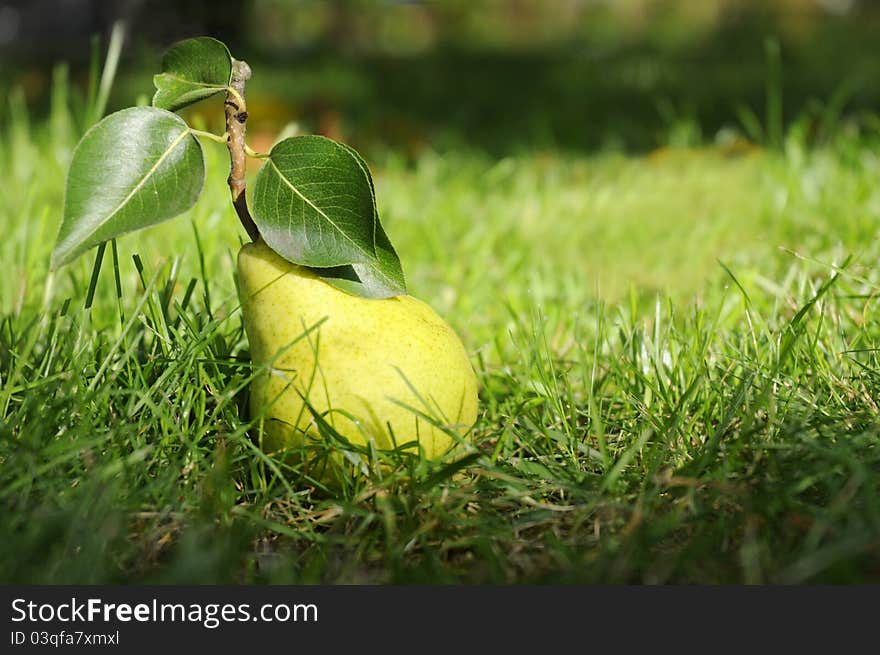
319,222,406,298
252,135,406,298
320,142,405,297
152,37,232,112
252,135,379,266
351,221,406,297
52,107,205,269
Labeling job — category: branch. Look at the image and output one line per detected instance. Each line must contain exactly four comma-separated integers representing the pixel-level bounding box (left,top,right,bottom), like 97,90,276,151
225,59,260,242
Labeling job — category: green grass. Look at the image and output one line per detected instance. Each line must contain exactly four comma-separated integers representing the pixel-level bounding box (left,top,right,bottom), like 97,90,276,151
2,79,880,584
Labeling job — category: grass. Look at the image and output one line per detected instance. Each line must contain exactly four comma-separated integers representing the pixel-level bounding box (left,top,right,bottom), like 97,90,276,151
2,69,880,584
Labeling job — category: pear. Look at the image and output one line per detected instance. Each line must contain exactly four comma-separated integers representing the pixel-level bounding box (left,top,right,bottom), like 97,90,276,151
237,240,479,475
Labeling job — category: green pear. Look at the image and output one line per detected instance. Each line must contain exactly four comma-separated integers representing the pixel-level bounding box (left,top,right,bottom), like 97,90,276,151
237,240,479,475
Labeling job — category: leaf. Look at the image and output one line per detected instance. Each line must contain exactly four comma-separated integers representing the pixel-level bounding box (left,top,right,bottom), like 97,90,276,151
252,135,406,298
252,135,379,267
315,142,406,298
51,107,205,269
349,222,406,297
152,37,232,112
318,222,406,298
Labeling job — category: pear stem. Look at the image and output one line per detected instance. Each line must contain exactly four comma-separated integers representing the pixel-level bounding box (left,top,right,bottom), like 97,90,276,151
225,59,260,242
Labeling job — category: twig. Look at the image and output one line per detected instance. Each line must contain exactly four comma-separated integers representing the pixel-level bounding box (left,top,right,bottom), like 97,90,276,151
225,59,260,242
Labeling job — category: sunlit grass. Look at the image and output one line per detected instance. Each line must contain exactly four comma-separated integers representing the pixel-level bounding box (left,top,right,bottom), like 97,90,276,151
1,73,879,583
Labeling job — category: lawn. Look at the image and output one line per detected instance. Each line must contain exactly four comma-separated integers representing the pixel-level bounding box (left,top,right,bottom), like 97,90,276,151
2,74,880,583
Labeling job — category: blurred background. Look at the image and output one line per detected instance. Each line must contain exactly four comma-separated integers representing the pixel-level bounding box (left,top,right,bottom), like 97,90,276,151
1,0,878,157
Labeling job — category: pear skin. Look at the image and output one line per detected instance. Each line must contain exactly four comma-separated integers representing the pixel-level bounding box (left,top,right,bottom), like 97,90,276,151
237,240,479,473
